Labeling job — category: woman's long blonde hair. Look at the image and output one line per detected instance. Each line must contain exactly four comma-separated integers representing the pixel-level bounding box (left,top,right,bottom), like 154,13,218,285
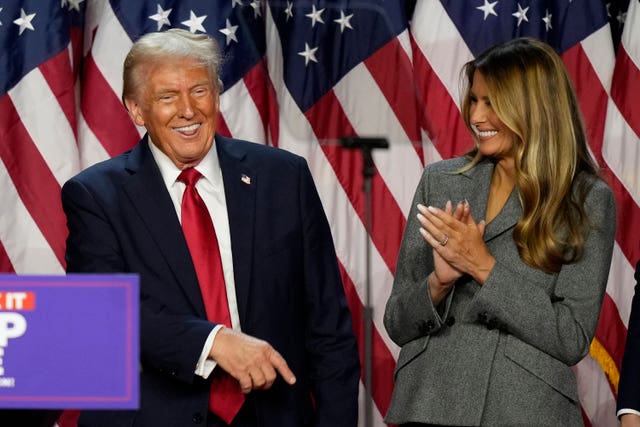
460,37,599,273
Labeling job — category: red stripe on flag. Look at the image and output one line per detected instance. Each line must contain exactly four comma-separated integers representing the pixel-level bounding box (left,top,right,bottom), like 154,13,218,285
0,96,67,267
339,262,396,424
410,35,474,159
581,408,593,427
561,46,608,162
0,240,15,273
39,49,77,139
70,28,83,77
81,54,139,158
595,293,628,372
563,45,640,265
216,113,232,138
364,38,423,162
305,90,405,274
611,46,640,139
610,178,640,265
242,59,280,146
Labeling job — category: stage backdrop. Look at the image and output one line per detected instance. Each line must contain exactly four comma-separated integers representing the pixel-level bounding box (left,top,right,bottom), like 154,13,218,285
1,1,638,426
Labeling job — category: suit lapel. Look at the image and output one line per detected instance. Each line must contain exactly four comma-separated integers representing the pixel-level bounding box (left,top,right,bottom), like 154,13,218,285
461,159,522,242
123,137,206,316
216,136,256,327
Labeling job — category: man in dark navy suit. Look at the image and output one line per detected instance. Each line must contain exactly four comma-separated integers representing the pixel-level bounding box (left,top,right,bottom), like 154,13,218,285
618,258,640,426
61,29,359,427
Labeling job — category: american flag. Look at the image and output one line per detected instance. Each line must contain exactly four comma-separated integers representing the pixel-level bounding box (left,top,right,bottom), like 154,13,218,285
0,1,637,426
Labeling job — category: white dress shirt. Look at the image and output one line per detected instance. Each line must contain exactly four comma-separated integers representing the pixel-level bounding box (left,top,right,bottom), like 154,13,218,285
149,140,240,378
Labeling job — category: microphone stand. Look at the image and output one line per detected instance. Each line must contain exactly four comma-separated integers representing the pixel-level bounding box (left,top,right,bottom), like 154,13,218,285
339,137,389,427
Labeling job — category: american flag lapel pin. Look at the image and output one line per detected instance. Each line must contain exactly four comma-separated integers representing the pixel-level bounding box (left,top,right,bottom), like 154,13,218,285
241,174,251,185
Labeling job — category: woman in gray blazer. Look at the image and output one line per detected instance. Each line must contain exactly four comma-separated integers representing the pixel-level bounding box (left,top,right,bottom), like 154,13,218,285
384,37,616,426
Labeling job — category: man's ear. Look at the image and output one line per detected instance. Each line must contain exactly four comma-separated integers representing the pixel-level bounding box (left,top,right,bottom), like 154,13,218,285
124,98,145,126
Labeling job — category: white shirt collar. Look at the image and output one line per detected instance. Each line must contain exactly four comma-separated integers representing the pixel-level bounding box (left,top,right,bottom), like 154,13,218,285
147,137,222,189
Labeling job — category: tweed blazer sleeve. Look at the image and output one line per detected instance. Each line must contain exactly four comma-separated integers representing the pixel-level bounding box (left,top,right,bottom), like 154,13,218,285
384,157,467,345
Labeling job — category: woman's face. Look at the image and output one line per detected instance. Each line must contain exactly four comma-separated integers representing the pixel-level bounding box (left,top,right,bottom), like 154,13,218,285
468,70,517,161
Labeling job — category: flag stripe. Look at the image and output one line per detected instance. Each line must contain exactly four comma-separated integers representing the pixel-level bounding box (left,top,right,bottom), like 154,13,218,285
410,36,473,158
575,354,619,427
341,262,396,422
563,46,640,266
606,248,636,328
81,54,140,158
611,47,640,140
333,63,423,218
77,114,111,168
0,96,67,267
219,80,265,145
304,91,405,275
363,36,422,157
241,61,272,144
8,74,78,187
0,240,15,273
39,48,78,139
0,157,63,274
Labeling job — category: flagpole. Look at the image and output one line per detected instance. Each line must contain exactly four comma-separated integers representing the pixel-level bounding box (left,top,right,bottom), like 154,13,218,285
340,137,389,427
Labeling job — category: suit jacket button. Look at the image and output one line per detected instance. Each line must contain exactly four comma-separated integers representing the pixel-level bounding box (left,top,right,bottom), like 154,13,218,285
420,320,435,335
446,316,456,327
192,413,203,424
426,320,435,331
477,312,488,324
486,318,497,330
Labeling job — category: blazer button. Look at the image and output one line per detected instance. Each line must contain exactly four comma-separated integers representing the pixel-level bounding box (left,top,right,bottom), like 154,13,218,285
426,320,435,331
192,413,204,424
446,316,456,327
486,318,497,330
477,312,488,324
420,320,435,335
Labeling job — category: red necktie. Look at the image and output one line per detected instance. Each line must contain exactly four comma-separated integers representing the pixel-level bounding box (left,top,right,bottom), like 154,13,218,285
178,168,245,425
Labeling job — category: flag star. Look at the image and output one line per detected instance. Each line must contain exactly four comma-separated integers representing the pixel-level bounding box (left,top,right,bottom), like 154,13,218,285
542,9,553,31
250,0,262,18
617,10,627,25
334,10,354,32
219,19,239,45
306,5,325,27
606,3,611,18
0,7,3,27
298,42,319,66
61,0,67,7
284,1,293,21
67,0,84,11
232,0,243,7
512,3,529,26
149,5,171,31
13,8,36,35
476,0,499,20
181,10,207,33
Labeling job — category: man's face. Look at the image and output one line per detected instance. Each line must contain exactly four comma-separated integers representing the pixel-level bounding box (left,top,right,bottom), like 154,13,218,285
125,57,219,169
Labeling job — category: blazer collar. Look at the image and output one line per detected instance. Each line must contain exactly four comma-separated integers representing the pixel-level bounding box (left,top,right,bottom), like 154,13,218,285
461,158,522,242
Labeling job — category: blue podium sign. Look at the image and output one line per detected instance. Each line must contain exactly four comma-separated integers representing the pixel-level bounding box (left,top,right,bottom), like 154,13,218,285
0,274,138,409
